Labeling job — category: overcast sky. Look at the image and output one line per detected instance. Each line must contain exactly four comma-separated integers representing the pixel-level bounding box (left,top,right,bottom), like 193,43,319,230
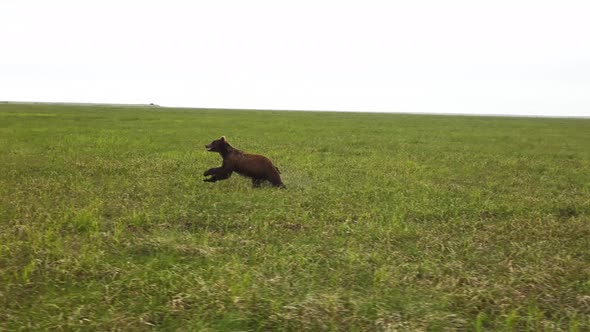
1,0,589,116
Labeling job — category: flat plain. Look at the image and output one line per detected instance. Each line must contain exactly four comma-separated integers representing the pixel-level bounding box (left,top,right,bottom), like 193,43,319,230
0,103,589,331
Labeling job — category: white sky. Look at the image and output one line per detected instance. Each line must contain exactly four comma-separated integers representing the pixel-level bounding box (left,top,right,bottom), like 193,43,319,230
1,0,589,116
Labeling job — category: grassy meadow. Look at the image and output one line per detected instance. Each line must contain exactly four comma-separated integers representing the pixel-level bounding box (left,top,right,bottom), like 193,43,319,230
0,103,589,331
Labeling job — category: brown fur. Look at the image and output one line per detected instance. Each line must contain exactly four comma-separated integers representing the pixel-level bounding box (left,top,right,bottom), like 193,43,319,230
203,136,285,188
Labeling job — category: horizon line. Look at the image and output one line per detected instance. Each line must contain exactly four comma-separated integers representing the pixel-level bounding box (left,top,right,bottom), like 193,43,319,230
1,100,589,119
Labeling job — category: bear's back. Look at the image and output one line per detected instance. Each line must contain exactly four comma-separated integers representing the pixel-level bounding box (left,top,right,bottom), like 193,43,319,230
227,152,277,179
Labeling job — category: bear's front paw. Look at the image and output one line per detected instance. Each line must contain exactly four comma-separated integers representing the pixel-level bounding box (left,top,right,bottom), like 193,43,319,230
204,169,215,176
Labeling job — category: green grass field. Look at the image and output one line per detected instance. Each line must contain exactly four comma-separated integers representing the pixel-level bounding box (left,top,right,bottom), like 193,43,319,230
1,103,589,331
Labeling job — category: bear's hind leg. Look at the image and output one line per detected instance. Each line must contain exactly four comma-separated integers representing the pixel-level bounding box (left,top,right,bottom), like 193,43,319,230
252,178,263,188
268,174,285,189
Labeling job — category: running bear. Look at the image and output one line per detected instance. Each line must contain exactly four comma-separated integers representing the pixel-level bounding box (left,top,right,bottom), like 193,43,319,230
203,136,285,188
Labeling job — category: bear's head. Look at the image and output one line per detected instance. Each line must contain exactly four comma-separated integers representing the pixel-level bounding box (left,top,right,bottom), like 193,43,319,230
205,136,231,153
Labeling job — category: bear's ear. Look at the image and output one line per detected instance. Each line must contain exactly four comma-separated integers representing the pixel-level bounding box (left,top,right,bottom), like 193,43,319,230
220,136,226,141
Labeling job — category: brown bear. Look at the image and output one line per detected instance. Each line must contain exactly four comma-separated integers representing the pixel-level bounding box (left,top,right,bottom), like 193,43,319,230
203,136,285,188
